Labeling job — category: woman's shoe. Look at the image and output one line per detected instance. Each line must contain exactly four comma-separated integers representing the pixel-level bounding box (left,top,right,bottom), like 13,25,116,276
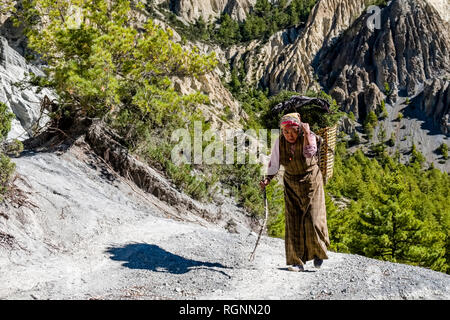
313,257,323,269
288,264,304,272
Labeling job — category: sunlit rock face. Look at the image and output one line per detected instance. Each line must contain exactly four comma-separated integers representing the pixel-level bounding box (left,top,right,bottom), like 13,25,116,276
168,0,258,23
315,0,450,125
0,36,53,141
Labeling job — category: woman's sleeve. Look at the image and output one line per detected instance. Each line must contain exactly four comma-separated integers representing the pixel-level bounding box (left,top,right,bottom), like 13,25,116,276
303,132,317,158
266,137,280,177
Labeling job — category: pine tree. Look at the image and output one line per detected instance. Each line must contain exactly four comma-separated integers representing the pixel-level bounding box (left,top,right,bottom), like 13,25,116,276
326,144,449,273
13,0,217,140
352,171,420,262
439,143,448,160
216,13,241,46
254,0,272,17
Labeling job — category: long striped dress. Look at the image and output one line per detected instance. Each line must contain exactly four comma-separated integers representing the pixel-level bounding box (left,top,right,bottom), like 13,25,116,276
278,133,330,266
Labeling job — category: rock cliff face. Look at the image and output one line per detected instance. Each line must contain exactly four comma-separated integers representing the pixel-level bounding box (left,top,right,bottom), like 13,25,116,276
315,0,450,124
225,0,449,131
427,0,450,23
167,0,450,140
169,0,257,23
226,25,301,88
262,0,374,95
413,78,450,135
0,36,53,140
227,0,374,94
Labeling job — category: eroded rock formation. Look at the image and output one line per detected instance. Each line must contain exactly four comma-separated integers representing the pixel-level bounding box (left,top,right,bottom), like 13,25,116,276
168,0,257,22
0,36,53,140
315,0,450,123
413,78,450,134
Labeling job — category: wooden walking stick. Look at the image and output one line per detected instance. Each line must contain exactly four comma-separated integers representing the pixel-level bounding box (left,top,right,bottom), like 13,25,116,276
249,187,269,261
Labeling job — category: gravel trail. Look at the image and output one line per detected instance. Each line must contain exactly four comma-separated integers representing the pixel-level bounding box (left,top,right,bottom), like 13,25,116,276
0,145,449,300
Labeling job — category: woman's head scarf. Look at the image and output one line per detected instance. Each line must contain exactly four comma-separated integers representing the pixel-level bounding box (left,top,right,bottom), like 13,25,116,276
280,112,302,130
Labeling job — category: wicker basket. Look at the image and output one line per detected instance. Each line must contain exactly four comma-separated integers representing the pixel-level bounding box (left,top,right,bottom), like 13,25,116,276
316,124,337,185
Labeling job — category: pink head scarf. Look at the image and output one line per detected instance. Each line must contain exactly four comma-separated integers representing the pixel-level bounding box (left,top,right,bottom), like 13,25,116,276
280,112,302,130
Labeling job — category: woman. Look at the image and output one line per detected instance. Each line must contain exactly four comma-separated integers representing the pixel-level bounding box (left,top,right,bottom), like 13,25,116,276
260,112,330,272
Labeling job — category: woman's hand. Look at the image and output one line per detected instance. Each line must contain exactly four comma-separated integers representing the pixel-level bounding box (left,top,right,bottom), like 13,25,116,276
302,122,315,146
259,178,270,190
301,122,310,135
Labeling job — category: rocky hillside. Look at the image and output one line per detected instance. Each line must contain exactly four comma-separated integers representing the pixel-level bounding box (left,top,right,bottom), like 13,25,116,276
219,0,449,170
168,0,258,23
427,0,450,22
2,0,448,166
0,35,53,140
226,0,374,93
230,0,450,140
414,78,450,135
312,0,449,170
315,0,450,122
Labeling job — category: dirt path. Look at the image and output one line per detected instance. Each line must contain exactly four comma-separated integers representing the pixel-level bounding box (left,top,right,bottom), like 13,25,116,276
0,146,449,300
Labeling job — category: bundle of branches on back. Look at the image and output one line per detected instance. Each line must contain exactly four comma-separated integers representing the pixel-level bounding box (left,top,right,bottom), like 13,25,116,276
269,91,343,184
268,90,343,132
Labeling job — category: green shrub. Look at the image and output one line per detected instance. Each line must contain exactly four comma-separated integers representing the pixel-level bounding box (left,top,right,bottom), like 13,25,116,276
266,180,286,238
4,139,24,157
364,122,374,140
411,144,426,167
348,111,356,121
0,154,16,201
379,100,388,119
377,125,386,142
439,143,448,160
387,132,396,147
384,82,391,95
0,102,14,138
0,102,16,202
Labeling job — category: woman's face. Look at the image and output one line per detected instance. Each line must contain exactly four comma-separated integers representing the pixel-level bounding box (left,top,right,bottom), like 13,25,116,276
282,126,299,144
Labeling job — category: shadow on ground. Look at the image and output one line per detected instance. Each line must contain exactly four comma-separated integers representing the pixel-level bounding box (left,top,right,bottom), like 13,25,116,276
106,243,231,277
277,267,317,273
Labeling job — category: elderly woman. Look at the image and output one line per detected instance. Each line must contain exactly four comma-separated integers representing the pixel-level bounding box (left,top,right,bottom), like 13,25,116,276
260,113,330,272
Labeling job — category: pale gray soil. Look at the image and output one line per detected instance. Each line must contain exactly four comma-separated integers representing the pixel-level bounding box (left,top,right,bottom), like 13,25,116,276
353,97,450,173
0,144,449,300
